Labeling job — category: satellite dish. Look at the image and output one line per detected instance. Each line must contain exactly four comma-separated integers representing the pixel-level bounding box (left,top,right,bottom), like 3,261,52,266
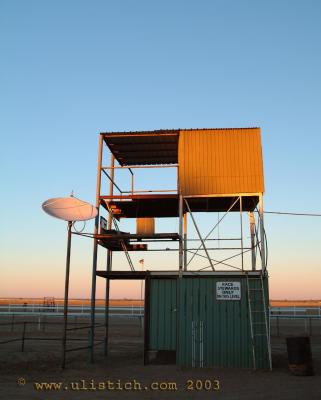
42,196,98,221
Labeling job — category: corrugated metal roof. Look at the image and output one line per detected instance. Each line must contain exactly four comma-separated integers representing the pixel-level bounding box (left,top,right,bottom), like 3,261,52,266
102,130,179,165
178,128,264,195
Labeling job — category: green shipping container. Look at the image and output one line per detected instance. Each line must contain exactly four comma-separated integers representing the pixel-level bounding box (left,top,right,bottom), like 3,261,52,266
147,273,270,369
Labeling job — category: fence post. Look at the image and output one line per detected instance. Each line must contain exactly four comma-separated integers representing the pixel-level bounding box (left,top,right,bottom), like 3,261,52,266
21,322,26,352
11,314,15,332
309,317,312,337
276,316,279,337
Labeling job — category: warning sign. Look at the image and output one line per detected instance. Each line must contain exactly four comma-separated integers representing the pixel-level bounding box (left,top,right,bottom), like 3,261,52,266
216,281,241,300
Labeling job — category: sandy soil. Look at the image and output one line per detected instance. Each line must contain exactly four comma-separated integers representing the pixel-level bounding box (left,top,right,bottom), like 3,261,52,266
0,318,320,400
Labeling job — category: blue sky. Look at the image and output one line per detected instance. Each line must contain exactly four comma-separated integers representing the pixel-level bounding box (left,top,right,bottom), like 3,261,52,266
1,0,321,299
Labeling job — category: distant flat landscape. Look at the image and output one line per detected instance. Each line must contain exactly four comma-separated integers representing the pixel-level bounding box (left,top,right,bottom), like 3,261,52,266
1,298,320,307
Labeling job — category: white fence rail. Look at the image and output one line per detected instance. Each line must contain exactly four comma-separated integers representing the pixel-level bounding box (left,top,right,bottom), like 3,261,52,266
0,304,144,317
0,304,321,318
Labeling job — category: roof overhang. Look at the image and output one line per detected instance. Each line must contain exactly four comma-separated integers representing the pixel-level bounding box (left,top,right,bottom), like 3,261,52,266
101,130,179,166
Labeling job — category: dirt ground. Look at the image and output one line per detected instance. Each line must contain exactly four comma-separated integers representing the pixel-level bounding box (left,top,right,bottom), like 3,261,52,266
0,318,320,400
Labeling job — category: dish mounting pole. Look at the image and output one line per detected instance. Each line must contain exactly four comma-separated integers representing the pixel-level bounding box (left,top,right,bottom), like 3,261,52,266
61,220,72,369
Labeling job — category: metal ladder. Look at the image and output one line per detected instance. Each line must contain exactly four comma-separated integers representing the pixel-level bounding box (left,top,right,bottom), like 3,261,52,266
246,274,272,370
105,203,135,271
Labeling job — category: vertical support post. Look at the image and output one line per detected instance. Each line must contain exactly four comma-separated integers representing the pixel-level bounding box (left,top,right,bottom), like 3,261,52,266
62,220,72,369
131,169,134,195
179,195,183,276
104,253,112,356
21,321,26,352
259,194,266,272
183,213,187,271
249,211,256,271
104,154,114,356
90,134,104,363
144,273,151,365
107,156,115,227
240,196,244,271
140,259,145,315
217,212,220,249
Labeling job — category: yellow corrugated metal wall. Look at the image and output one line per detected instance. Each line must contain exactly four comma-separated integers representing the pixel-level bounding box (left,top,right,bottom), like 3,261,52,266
178,128,264,196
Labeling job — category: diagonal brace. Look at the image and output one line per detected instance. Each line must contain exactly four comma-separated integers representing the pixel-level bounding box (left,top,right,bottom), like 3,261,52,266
184,199,215,271
187,196,240,267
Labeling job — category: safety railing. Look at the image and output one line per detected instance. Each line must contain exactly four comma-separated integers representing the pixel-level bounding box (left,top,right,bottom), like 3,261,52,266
101,164,178,196
0,321,105,354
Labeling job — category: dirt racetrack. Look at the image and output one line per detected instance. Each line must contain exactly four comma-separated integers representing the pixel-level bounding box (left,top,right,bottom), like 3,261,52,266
0,317,320,400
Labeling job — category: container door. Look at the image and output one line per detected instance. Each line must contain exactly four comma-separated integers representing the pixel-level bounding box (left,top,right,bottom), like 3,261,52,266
147,278,177,363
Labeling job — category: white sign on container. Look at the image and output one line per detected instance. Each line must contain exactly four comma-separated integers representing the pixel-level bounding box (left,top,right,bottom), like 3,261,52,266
216,281,241,300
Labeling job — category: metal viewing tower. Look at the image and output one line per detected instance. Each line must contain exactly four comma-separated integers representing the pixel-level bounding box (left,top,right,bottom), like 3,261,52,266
88,128,271,369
